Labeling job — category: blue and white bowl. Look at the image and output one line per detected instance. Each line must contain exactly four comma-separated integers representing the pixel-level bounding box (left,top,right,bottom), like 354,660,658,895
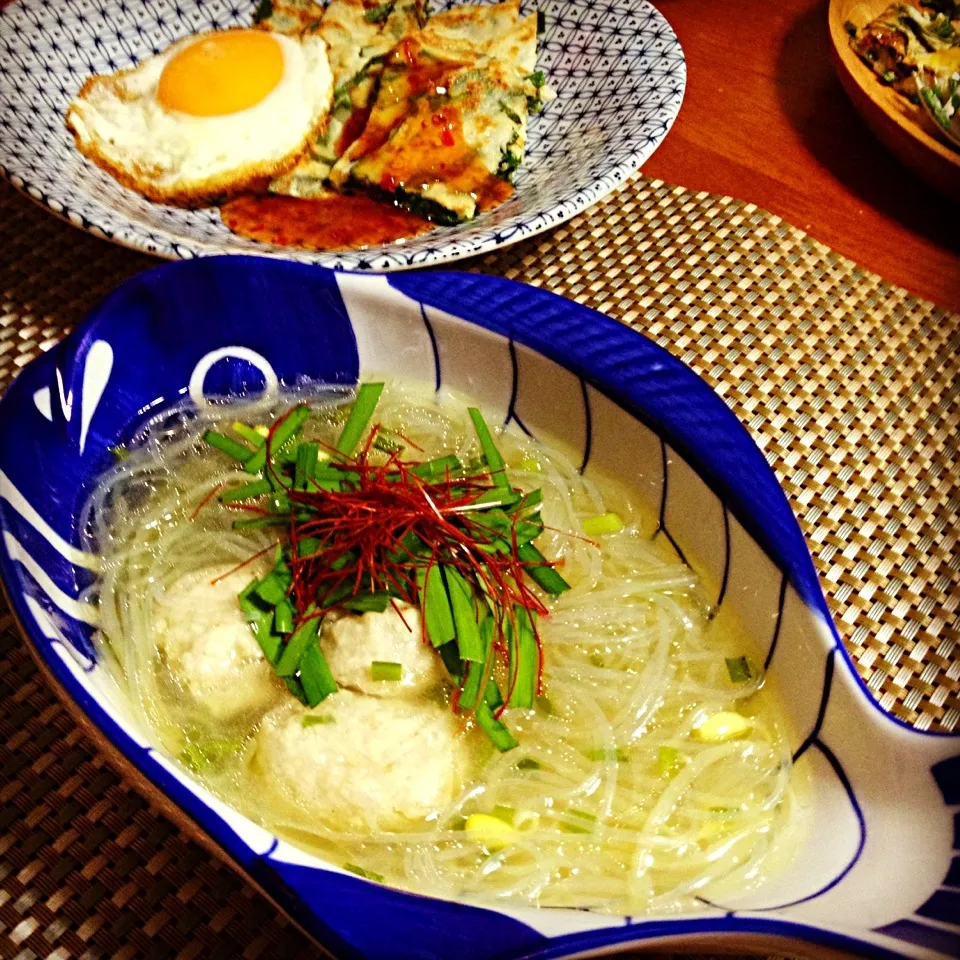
0,257,957,960
0,0,684,270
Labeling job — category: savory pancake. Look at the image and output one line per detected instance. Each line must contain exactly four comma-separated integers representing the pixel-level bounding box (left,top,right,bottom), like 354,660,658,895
266,0,427,197
328,2,546,220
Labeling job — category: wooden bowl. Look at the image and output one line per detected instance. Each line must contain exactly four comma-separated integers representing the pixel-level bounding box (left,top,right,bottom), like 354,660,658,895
828,0,960,201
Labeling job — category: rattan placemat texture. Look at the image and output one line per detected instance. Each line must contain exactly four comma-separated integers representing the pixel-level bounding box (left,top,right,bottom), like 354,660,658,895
0,173,957,959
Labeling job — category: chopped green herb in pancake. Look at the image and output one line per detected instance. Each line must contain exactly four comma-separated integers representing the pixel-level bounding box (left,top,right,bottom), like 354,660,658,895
269,0,427,197
254,0,325,34
331,5,547,220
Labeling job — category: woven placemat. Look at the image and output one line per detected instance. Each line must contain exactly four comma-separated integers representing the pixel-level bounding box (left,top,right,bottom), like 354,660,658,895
1,174,957,959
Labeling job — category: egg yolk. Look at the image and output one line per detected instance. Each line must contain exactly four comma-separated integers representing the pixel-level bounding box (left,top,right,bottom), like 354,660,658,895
158,30,283,117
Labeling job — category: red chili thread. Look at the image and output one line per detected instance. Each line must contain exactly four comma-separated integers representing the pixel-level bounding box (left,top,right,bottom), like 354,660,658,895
222,413,563,714
190,482,224,521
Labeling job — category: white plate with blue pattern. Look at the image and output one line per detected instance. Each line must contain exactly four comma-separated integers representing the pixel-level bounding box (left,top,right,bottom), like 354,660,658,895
0,0,684,270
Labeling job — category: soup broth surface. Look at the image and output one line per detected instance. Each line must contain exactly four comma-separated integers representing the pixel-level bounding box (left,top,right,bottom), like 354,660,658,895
83,382,806,915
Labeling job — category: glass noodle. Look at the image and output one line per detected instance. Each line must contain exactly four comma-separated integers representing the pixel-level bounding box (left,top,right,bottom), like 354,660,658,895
80,382,805,915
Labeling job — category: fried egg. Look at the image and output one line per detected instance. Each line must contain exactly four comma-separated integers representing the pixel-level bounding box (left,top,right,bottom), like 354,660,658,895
66,29,333,206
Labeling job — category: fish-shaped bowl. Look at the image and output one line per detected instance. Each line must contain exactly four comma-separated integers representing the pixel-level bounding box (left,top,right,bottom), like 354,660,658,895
0,256,957,960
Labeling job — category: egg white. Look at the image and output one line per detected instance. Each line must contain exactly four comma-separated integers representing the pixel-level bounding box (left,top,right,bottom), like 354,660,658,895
66,30,333,206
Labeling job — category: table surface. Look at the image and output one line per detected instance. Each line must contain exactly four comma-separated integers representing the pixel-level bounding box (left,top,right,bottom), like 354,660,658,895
643,0,960,314
1,3,959,959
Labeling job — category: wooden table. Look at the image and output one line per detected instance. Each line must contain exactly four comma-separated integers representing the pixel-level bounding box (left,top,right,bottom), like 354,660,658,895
643,0,960,314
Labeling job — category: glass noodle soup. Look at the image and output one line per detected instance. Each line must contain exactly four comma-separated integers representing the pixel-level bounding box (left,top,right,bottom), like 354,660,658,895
82,382,805,914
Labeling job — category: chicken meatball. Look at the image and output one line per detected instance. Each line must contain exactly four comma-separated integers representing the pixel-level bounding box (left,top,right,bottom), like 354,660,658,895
321,602,447,697
155,567,279,720
254,691,475,830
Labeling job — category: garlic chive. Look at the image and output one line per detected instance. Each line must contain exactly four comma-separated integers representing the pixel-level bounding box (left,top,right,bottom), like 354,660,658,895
468,407,510,490
232,421,267,448
204,430,254,463
220,478,271,503
336,383,384,455
299,640,338,707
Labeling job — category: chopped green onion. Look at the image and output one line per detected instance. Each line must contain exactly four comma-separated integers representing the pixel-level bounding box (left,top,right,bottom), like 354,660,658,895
471,488,522,509
232,422,267,448
457,619,491,711
371,660,403,682
245,404,311,474
658,746,681,778
340,591,393,613
239,581,283,664
299,640,338,706
266,492,290,514
517,488,543,514
443,566,485,661
220,478,271,503
336,383,384,455
582,512,624,536
274,598,294,634
298,537,322,557
295,442,320,490
476,699,518,752
372,431,404,453
344,863,385,883
284,676,309,704
411,455,461,479
518,542,570,594
302,714,335,727
109,444,130,462
483,674,505,712
518,458,541,473
419,564,456,647
204,430,254,463
882,70,896,83
516,757,541,770
254,566,291,606
468,407,510,490
507,606,537,709
275,616,320,676
437,640,463,685
725,656,752,683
